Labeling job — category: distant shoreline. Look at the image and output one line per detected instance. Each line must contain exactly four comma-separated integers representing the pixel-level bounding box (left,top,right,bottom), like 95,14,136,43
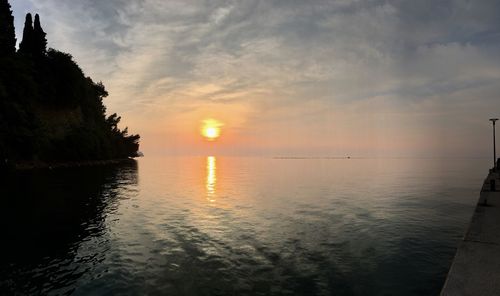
4,158,137,171
273,156,351,160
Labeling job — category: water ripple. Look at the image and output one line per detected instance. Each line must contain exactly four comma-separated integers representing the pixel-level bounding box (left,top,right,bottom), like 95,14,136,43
0,157,489,295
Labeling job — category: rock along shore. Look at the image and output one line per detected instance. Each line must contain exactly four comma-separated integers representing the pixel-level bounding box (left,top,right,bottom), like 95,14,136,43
2,158,137,171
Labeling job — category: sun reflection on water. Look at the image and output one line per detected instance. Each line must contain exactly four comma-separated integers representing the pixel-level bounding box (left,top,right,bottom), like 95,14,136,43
206,156,217,202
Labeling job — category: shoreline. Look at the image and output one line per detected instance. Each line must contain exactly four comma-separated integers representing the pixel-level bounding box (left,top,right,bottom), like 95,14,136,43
3,158,137,171
441,168,500,295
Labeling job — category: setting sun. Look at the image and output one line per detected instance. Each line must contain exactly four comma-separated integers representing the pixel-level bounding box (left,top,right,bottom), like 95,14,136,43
201,119,223,141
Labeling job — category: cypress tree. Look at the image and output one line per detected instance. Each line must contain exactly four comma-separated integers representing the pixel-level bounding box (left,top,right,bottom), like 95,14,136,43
19,13,34,55
33,14,47,56
0,0,16,56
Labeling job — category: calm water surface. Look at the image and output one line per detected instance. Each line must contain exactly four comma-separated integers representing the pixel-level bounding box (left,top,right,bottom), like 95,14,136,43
0,157,490,295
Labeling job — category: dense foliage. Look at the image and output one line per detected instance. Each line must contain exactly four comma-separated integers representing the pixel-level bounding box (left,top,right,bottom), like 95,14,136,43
0,0,139,163
0,0,15,56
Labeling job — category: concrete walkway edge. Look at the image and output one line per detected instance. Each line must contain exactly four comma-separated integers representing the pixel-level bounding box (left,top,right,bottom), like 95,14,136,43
441,170,500,296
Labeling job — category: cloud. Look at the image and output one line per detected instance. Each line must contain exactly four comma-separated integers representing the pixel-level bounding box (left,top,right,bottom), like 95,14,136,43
10,0,500,156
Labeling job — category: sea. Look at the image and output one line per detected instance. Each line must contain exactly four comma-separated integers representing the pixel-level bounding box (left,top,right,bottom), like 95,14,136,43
0,156,490,295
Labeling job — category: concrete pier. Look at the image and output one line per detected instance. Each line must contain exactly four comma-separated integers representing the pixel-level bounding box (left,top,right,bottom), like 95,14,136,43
441,170,500,296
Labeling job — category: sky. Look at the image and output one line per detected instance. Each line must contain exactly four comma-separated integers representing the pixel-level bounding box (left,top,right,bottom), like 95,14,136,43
9,0,500,157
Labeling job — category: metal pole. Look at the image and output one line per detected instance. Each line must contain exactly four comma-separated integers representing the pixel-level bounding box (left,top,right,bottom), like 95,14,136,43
490,118,498,169
494,121,497,169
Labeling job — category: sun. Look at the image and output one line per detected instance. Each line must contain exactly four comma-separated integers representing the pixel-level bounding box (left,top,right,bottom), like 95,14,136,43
203,126,219,139
201,119,222,141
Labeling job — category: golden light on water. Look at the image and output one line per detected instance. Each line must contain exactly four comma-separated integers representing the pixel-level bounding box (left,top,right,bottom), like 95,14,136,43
206,156,217,202
201,119,223,141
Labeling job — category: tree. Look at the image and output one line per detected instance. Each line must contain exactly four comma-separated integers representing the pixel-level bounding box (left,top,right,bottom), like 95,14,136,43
0,0,16,56
0,4,140,163
33,14,47,56
18,13,34,55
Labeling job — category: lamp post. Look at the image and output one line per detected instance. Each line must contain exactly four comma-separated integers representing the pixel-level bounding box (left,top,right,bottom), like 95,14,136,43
490,118,498,169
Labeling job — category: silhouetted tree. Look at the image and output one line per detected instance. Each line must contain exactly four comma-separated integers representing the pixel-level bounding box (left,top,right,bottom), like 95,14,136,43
0,0,140,164
0,0,16,56
18,13,34,55
107,113,121,133
33,14,47,56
